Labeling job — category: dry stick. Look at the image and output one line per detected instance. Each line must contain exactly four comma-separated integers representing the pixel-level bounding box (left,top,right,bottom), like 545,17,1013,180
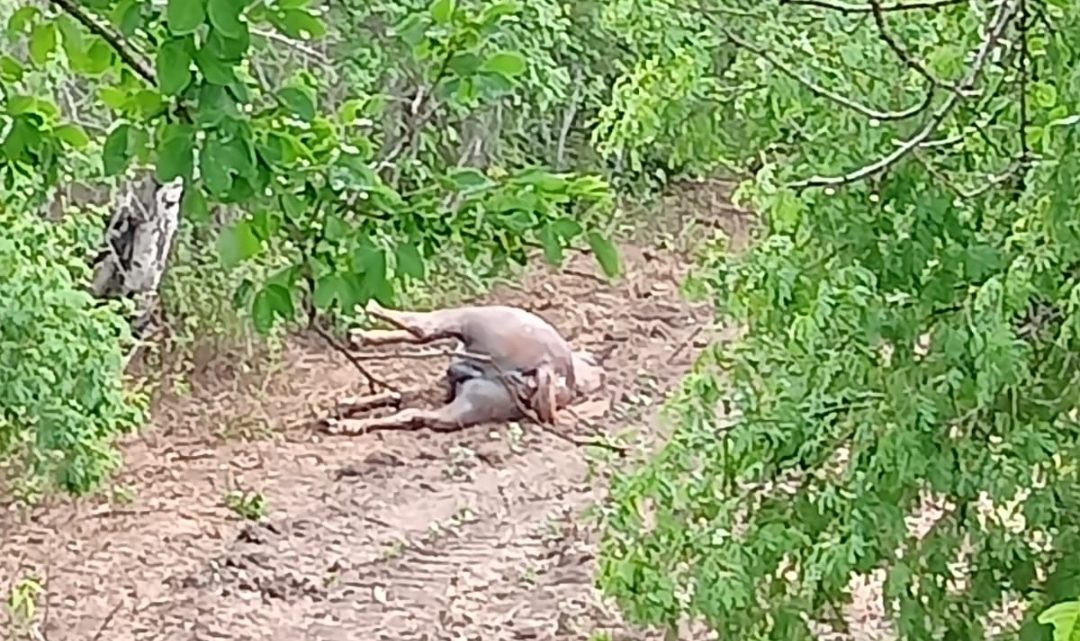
788,0,1019,189
722,29,934,122
90,601,124,641
668,325,706,364
310,323,395,394
780,0,967,12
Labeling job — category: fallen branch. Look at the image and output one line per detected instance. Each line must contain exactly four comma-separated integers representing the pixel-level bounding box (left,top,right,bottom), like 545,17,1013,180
788,0,1019,189
722,29,934,122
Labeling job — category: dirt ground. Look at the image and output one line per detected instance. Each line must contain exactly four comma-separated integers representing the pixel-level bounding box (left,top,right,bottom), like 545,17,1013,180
0,184,752,640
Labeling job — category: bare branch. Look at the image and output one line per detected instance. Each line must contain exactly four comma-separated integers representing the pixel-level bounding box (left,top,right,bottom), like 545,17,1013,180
780,0,968,12
788,0,1019,189
722,29,935,121
251,28,329,63
868,0,963,94
48,0,155,86
914,153,1025,199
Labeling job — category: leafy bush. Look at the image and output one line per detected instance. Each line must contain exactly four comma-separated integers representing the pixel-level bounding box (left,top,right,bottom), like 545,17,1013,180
0,204,145,496
597,1,1080,639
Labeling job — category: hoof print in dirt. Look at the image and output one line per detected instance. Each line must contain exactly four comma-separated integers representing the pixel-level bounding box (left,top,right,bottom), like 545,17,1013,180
334,451,404,480
236,521,283,544
173,551,327,602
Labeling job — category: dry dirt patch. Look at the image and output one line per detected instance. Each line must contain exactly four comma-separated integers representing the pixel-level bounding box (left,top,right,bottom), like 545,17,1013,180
1,192,748,640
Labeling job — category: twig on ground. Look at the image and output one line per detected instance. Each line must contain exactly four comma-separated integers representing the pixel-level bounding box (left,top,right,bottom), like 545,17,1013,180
89,601,124,641
788,0,1019,189
668,326,705,364
311,323,395,394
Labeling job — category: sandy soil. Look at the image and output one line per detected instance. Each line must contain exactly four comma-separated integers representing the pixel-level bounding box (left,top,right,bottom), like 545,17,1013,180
0,184,753,641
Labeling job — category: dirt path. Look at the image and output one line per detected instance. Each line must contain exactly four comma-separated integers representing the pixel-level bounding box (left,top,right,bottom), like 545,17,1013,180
1,190,748,641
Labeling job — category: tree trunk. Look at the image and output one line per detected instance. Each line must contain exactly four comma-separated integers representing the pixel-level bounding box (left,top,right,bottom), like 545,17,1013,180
90,174,182,335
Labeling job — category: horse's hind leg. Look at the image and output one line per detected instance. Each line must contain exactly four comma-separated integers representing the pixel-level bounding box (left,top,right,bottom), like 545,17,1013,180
323,378,523,435
364,300,460,339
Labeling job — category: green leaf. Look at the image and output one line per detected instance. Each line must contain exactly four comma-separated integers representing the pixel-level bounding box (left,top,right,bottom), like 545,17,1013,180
205,25,250,62
355,244,392,304
0,55,23,82
278,87,315,121
155,124,195,182
448,167,493,190
102,124,132,177
201,136,235,196
217,219,262,267
275,9,326,39
395,241,425,279
56,15,84,61
83,39,113,75
323,214,349,241
195,84,238,127
313,273,354,311
111,0,143,36
429,0,455,24
194,46,237,85
479,1,519,27
1037,600,1080,641
53,124,90,149
480,51,526,79
539,224,564,266
157,37,193,96
586,231,621,278
207,0,245,38
251,284,294,333
551,217,583,240
28,22,57,66
1033,82,1058,109
167,0,206,34
180,184,210,222
7,7,39,37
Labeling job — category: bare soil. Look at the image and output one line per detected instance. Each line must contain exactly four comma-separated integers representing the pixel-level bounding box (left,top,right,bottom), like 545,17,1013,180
1,185,753,641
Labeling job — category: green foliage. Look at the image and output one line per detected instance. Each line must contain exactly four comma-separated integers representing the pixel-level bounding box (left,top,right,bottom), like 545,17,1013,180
598,1,1080,639
224,489,268,521
1040,599,1080,641
0,204,145,496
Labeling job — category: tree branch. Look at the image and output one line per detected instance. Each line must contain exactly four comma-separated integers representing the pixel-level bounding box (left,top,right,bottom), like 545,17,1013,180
722,28,935,122
780,0,967,12
788,0,1019,189
48,0,155,86
868,0,963,94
